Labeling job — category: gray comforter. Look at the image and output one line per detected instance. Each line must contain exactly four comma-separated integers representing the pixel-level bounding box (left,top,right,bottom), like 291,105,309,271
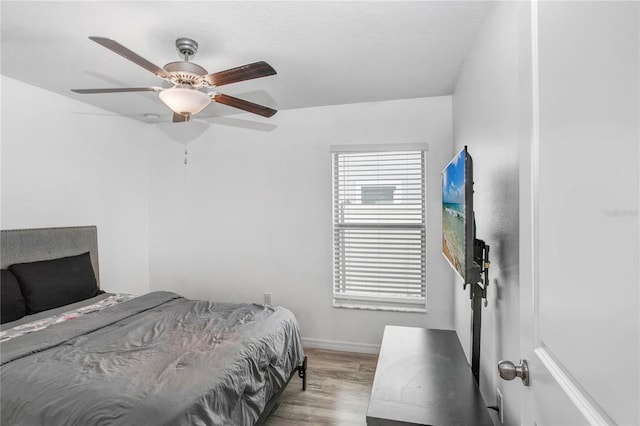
1,291,305,426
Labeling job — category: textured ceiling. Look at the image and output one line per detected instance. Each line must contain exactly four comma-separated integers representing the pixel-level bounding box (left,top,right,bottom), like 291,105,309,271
1,1,489,123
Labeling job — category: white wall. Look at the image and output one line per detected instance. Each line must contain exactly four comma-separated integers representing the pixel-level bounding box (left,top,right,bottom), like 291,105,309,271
0,77,455,351
1,76,151,295
148,96,454,351
452,2,522,425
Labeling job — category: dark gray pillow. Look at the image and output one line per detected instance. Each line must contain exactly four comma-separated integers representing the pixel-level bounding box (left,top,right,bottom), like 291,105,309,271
1,269,27,323
9,252,100,314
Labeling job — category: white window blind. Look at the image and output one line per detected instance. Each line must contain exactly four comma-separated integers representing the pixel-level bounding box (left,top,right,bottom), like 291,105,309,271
332,148,427,312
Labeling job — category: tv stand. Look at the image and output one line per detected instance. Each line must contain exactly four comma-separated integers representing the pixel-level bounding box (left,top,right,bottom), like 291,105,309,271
366,326,493,426
466,238,490,384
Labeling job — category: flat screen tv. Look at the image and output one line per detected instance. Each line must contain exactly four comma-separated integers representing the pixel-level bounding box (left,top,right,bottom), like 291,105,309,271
442,146,479,285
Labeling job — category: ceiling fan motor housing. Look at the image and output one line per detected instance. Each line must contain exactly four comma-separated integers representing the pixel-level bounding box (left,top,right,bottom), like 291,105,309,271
163,38,210,87
164,61,209,86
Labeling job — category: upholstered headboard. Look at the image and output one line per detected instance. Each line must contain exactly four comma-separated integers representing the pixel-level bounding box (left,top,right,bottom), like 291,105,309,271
1,226,100,288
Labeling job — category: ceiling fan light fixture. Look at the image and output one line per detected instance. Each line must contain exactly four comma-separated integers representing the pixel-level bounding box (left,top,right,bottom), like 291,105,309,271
159,87,211,115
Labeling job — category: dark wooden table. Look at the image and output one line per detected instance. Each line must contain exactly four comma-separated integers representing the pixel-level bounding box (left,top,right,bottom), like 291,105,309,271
366,326,493,426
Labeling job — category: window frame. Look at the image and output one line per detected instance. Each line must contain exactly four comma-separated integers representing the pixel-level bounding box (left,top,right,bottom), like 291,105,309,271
331,144,428,313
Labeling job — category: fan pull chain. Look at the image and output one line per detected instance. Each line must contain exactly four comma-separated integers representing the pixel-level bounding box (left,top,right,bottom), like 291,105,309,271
183,115,189,165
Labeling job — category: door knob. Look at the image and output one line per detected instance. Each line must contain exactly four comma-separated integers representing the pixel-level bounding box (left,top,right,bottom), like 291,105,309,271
498,359,530,386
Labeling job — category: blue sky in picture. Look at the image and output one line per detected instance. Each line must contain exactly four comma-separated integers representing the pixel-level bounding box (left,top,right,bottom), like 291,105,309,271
442,148,465,205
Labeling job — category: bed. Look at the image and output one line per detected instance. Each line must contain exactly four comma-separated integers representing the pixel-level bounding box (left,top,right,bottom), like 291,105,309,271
0,226,307,426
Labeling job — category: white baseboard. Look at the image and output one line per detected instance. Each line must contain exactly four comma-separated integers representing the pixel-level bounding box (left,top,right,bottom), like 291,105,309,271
302,337,380,354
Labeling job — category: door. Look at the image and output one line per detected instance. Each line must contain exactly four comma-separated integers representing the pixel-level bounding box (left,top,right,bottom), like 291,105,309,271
518,1,639,425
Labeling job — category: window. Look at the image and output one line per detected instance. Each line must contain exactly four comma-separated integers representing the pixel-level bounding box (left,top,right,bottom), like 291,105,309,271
332,146,427,312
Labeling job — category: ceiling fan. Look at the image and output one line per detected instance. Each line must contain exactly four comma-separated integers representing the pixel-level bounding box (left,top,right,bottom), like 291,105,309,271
72,37,278,122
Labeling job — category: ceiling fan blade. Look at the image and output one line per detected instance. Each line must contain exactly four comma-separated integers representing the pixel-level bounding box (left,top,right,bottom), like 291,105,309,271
204,61,276,87
89,36,171,79
213,93,277,118
173,112,191,123
71,87,161,94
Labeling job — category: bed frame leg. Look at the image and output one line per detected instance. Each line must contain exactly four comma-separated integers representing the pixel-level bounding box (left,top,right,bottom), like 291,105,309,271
297,356,307,391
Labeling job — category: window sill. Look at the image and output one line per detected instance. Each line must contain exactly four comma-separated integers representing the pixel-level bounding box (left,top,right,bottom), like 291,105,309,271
333,301,426,314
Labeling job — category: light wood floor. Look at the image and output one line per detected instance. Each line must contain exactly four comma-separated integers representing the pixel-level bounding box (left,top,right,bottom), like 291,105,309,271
265,348,379,426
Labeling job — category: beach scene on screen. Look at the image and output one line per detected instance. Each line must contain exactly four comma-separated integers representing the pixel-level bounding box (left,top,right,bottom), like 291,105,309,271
442,149,466,278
